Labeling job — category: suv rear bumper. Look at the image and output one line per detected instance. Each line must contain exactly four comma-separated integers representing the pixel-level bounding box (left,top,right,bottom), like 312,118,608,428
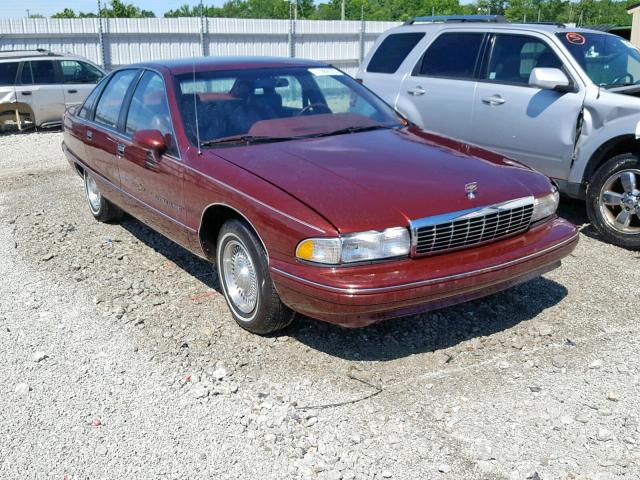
270,217,578,327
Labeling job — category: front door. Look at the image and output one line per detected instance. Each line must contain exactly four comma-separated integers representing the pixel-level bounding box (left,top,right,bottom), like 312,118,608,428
58,59,105,110
469,33,586,180
118,70,188,247
397,31,485,141
15,60,65,126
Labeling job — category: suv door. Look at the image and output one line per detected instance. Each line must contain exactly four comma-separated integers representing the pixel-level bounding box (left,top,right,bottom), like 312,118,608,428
16,60,65,126
469,32,586,179
398,31,485,140
118,70,187,245
58,59,105,110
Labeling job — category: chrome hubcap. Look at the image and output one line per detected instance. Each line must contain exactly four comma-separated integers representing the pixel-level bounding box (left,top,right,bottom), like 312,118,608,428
599,169,640,234
222,240,258,315
85,174,101,214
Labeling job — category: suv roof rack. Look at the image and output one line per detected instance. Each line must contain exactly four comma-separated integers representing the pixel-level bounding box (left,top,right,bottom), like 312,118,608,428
403,15,508,25
513,21,567,28
0,48,60,59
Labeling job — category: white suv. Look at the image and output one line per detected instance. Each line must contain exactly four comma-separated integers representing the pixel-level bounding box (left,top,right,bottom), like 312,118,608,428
0,49,105,131
357,16,640,249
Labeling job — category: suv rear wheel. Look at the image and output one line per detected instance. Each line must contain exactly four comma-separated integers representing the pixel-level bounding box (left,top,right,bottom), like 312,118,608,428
586,153,640,250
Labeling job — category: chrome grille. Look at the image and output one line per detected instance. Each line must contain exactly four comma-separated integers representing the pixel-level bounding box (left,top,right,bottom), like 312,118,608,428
410,197,535,256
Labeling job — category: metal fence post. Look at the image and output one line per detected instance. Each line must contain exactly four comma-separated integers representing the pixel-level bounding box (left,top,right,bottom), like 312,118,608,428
97,1,106,68
359,16,366,65
288,3,296,58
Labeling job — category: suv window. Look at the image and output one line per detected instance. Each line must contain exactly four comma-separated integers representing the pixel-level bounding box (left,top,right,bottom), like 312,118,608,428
59,60,104,84
28,61,58,85
485,34,563,85
94,69,138,129
418,33,484,79
0,62,19,86
125,71,177,155
367,33,425,74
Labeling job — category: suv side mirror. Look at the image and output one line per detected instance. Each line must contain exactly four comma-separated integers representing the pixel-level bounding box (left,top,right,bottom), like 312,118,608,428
132,129,167,154
529,68,572,92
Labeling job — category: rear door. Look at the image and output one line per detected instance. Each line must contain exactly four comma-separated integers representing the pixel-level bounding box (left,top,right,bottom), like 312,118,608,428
15,60,65,126
118,70,187,245
397,31,486,141
58,59,105,110
469,32,586,179
86,69,140,187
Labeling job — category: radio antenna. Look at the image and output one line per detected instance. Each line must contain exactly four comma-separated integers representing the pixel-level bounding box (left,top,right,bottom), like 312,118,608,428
192,57,202,155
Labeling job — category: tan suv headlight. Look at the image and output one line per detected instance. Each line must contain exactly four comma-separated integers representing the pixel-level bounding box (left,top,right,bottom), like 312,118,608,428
531,188,560,222
296,227,411,265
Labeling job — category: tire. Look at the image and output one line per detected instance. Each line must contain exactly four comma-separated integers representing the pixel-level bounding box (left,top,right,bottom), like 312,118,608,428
586,153,640,250
83,170,123,223
216,219,295,334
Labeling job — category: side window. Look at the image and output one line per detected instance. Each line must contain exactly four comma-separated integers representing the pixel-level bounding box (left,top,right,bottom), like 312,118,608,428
0,62,19,86
486,35,563,85
125,71,177,156
274,75,303,109
78,80,105,119
59,60,104,84
30,61,59,85
20,62,33,84
94,70,138,129
418,33,484,79
367,33,425,74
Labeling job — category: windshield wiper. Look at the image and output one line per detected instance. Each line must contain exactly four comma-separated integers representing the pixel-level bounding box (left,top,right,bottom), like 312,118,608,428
200,134,296,147
307,124,394,138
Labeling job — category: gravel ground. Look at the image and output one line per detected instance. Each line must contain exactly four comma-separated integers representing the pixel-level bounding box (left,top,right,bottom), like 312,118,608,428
0,130,639,480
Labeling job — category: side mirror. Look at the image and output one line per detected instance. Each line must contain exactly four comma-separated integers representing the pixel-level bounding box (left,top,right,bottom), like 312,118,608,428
132,129,167,155
529,68,572,92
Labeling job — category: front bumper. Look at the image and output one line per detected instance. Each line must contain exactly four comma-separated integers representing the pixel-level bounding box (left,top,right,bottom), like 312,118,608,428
270,217,578,327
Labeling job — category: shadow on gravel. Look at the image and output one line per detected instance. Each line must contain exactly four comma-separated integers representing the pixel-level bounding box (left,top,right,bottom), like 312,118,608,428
119,216,221,291
289,277,568,361
557,196,618,245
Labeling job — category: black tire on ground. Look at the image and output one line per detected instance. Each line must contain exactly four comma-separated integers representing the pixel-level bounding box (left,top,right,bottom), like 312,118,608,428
586,153,640,250
216,219,295,334
83,171,123,223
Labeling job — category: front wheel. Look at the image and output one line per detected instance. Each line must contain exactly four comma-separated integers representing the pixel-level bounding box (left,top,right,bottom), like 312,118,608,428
586,153,640,250
216,219,294,334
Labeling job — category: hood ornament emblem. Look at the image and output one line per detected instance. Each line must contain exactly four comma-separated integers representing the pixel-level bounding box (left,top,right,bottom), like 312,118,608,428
465,182,478,200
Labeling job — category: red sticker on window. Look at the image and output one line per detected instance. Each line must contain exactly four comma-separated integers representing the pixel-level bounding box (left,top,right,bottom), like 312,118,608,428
566,32,586,45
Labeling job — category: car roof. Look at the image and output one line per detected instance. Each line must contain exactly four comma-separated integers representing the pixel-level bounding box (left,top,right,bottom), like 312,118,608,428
390,22,612,35
0,54,94,63
131,56,327,75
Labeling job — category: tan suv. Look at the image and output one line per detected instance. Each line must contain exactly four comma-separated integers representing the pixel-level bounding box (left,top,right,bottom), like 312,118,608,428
0,49,105,131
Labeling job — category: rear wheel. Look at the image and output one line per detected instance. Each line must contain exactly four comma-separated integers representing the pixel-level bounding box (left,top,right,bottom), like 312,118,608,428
83,171,122,223
216,219,294,334
586,153,640,250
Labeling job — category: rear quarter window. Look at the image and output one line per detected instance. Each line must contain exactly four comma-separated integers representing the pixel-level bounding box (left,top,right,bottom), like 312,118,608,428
0,62,19,86
367,32,425,74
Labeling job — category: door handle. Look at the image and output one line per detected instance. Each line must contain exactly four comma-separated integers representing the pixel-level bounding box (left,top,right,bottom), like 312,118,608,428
85,130,93,141
407,86,426,96
67,89,78,94
116,143,125,157
21,91,32,96
482,95,506,106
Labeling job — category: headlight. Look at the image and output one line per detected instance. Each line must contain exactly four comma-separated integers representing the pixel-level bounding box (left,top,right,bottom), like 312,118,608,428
296,227,411,265
531,188,559,222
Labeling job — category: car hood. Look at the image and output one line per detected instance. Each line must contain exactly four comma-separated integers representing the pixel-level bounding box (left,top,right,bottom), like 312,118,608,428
214,128,552,234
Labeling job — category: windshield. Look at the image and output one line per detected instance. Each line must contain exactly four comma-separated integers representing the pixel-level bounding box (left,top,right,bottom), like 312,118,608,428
174,66,401,147
558,32,640,87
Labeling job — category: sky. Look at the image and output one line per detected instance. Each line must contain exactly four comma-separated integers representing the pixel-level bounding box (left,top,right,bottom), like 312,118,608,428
2,0,226,18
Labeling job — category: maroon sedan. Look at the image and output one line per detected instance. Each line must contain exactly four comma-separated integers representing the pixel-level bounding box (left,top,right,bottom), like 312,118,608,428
62,57,578,334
